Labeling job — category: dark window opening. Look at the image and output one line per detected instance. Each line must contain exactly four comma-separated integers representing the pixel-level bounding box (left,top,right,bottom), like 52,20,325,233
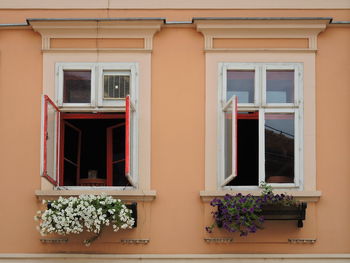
228,116,259,186
61,116,130,187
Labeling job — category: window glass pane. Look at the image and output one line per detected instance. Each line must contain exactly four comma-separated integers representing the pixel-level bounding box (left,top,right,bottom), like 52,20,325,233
63,70,91,103
227,70,254,103
265,113,294,183
103,72,130,99
224,110,232,179
266,70,294,103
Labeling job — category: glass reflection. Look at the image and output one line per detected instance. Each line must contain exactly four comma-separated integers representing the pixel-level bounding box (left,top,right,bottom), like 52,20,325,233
266,70,294,103
63,70,91,103
227,70,255,103
265,113,294,183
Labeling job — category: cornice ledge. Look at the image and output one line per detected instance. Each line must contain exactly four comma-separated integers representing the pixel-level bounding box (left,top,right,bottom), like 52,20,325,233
35,189,157,202
194,18,330,51
29,19,164,51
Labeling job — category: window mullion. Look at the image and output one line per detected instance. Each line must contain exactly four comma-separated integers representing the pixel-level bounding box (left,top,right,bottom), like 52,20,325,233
258,108,265,186
91,65,97,107
294,108,300,187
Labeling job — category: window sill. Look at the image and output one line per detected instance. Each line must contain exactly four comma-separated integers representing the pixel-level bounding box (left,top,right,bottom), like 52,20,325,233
199,190,321,203
35,189,157,202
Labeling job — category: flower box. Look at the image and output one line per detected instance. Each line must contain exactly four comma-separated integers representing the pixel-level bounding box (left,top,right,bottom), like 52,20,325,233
259,202,307,227
216,202,307,229
36,194,136,246
207,183,308,236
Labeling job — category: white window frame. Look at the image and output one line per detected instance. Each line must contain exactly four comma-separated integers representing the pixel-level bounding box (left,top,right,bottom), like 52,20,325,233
56,62,137,110
262,64,301,107
222,63,260,108
52,62,139,190
219,62,303,190
97,63,137,108
56,63,96,108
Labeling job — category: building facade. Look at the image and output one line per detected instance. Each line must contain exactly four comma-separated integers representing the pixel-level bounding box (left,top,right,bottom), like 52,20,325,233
0,1,349,262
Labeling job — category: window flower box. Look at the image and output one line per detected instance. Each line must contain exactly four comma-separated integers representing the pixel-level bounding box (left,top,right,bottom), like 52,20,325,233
35,194,137,246
206,183,308,236
259,202,307,227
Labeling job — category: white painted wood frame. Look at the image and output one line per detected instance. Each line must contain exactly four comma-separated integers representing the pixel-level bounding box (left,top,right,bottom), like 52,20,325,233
219,62,303,190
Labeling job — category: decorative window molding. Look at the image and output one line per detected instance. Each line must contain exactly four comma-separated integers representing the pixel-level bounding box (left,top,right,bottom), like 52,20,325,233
35,20,155,193
194,18,330,52
218,62,303,189
29,18,164,52
35,189,157,202
199,190,321,203
198,19,319,195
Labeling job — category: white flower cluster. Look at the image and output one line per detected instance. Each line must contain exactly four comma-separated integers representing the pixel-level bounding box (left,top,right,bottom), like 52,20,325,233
35,194,135,237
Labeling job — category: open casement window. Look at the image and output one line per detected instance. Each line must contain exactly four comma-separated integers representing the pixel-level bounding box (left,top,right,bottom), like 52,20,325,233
42,94,136,188
220,63,302,189
125,95,137,187
59,113,134,187
41,95,60,186
221,95,238,187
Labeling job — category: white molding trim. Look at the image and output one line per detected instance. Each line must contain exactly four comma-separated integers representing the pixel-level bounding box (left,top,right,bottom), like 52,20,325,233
0,254,350,262
200,190,321,202
194,19,330,51
35,189,157,202
29,20,163,51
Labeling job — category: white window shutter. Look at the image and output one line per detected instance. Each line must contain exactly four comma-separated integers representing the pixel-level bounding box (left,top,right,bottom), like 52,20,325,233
221,95,238,186
125,95,137,187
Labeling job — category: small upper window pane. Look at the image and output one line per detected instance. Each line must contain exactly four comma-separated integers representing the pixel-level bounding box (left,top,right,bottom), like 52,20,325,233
63,70,91,103
103,71,130,99
266,70,294,103
227,70,254,103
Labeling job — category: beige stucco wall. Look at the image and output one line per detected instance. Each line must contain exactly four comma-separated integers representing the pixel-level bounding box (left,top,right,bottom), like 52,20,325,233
0,8,349,256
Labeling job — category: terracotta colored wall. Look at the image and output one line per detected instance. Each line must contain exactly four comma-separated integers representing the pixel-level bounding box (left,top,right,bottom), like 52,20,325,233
150,27,205,253
0,10,349,254
316,26,350,252
0,29,42,252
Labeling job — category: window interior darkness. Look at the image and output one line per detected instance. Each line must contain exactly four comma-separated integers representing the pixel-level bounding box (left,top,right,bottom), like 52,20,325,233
228,117,259,186
63,117,130,187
